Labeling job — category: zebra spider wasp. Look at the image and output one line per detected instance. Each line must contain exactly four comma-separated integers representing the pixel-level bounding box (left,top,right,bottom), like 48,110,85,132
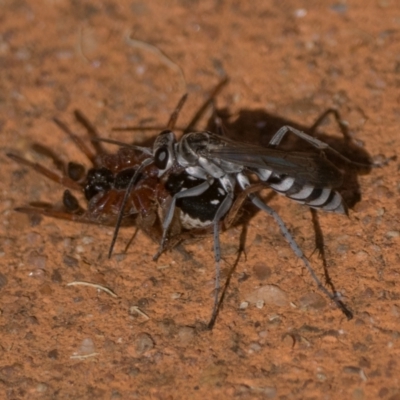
114,87,391,326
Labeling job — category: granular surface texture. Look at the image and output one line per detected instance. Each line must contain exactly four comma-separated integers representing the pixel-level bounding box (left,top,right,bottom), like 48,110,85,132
1,1,400,399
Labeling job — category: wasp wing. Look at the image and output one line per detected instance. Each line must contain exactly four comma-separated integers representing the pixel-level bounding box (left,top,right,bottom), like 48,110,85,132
204,143,343,188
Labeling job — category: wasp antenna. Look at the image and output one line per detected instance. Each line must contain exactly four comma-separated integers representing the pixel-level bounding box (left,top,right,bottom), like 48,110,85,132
108,157,154,258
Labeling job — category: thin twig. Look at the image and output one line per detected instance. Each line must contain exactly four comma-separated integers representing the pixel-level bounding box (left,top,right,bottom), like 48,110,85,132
70,353,100,360
125,33,187,92
130,306,150,320
67,281,118,298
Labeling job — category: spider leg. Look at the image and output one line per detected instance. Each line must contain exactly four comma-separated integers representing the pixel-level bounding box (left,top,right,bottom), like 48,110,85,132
7,153,82,191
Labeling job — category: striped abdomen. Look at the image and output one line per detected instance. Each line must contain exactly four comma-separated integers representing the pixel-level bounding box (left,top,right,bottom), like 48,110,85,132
257,169,346,214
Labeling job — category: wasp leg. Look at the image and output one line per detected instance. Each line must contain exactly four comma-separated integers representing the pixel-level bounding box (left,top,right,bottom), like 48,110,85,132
153,180,212,261
207,191,234,329
248,193,353,320
308,108,352,141
268,125,387,168
224,183,267,229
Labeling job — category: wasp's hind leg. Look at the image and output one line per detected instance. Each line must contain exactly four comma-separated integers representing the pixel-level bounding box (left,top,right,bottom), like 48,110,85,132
248,191,353,320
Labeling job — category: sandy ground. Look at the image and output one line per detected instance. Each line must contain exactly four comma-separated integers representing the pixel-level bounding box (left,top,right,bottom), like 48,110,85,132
1,1,400,399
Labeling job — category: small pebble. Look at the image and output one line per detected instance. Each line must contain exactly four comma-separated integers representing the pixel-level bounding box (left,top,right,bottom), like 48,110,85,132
53,87,70,111
239,301,248,309
376,207,385,217
256,300,264,309
336,244,349,254
81,236,94,245
0,364,23,379
360,287,374,299
375,185,392,199
282,334,295,348
29,269,46,279
268,314,282,327
36,383,48,393
298,292,327,311
77,338,95,355
29,214,42,227
246,285,289,307
26,232,43,246
352,388,364,400
27,251,47,269
252,262,272,280
391,305,400,317
378,388,389,398
386,231,399,238
128,367,140,377
51,269,62,283
294,8,307,18
63,255,78,268
134,333,154,355
355,251,368,261
330,3,348,13
358,357,371,368
199,364,227,386
75,245,85,253
178,327,195,344
262,386,277,398
316,372,327,381
47,349,58,360
39,284,53,296
248,342,262,353
353,342,368,353
27,316,39,325
343,366,361,374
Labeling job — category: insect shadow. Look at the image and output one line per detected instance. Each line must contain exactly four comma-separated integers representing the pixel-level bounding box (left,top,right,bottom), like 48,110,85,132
202,105,378,317
210,107,374,207
115,98,386,328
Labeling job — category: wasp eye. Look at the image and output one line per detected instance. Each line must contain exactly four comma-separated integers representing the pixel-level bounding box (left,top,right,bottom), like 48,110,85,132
154,147,169,170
